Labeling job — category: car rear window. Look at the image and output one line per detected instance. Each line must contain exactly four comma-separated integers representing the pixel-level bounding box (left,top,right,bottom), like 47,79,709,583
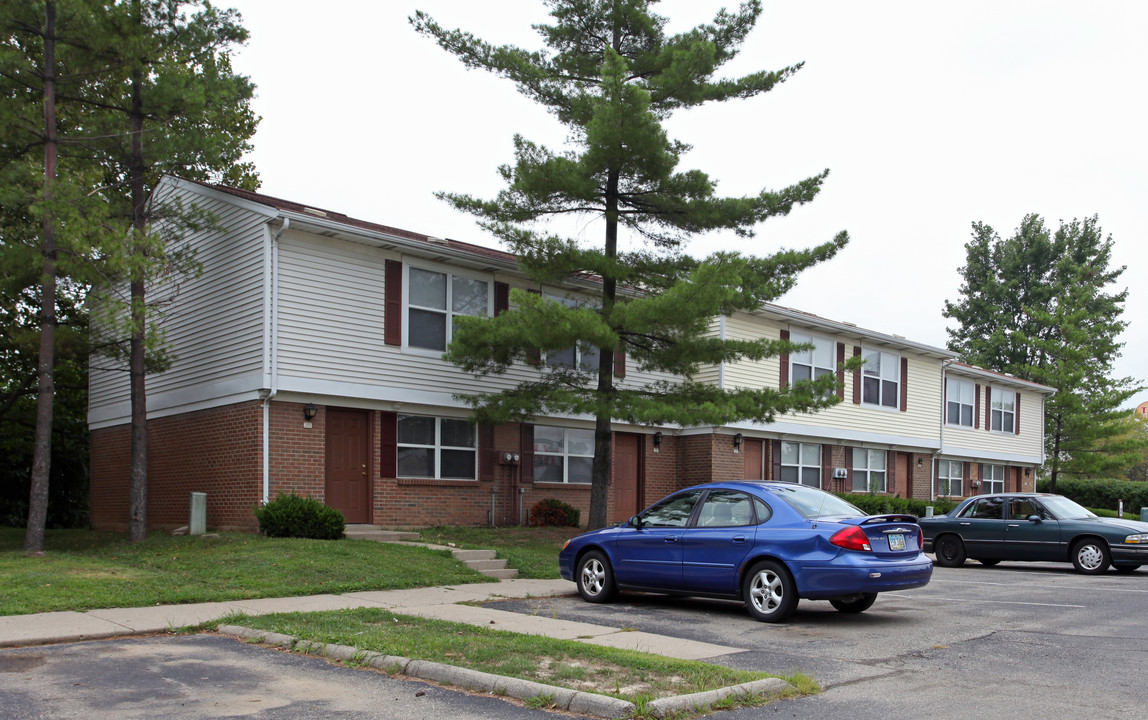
769,484,863,519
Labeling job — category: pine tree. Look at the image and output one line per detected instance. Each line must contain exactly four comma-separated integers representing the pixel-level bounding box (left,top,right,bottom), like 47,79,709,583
413,0,850,529
944,215,1144,491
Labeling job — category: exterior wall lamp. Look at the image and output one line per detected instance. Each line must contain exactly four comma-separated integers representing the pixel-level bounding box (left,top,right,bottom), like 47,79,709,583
303,403,318,422
917,457,924,468
733,433,743,453
652,431,663,453
1025,467,1032,476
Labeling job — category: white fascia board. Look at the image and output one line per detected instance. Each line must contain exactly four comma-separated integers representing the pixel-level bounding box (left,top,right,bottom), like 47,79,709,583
725,419,942,452
88,375,267,428
756,305,953,360
161,176,279,218
940,445,1044,465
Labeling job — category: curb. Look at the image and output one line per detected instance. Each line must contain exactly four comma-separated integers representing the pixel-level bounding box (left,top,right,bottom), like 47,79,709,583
218,624,636,719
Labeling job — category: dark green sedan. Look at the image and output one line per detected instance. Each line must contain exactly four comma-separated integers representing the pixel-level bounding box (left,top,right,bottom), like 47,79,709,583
919,493,1148,574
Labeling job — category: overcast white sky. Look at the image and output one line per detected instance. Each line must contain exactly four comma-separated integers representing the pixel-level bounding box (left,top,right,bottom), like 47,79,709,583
225,0,1147,409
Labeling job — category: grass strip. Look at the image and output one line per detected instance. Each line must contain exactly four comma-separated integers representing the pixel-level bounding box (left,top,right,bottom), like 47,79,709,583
0,528,491,615
223,606,818,708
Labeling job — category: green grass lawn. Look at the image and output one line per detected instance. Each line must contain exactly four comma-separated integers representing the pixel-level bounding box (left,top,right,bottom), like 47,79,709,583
226,606,817,709
0,527,492,615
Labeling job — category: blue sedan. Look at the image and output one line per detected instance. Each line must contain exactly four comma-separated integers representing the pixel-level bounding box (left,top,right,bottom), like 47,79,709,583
558,481,932,622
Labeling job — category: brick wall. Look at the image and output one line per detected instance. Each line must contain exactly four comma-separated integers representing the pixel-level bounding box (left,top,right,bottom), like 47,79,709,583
90,401,264,532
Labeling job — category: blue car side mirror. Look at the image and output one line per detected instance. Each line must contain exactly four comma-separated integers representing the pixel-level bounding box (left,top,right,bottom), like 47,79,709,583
629,515,643,529
1027,514,1042,523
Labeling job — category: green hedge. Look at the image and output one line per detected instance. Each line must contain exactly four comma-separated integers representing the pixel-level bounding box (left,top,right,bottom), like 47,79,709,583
837,493,958,518
1037,477,1148,513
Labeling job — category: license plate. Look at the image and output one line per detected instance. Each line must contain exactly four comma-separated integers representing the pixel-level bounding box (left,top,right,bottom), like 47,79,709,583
888,533,906,551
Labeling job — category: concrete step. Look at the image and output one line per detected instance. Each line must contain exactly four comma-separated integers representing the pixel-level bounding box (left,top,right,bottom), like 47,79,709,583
481,568,519,580
452,549,497,562
344,525,420,542
465,559,509,572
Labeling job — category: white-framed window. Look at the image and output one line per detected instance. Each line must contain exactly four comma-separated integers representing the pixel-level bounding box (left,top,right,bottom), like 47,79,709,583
990,388,1015,433
862,348,900,408
534,426,594,484
780,441,822,488
406,265,489,352
544,292,600,372
852,449,887,492
946,378,974,427
936,459,963,497
789,331,834,391
982,463,1005,494
397,415,477,480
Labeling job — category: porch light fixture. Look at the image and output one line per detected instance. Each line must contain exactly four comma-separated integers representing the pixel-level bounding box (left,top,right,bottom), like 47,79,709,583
652,431,663,453
917,457,924,468
1025,467,1032,476
303,403,318,421
733,433,743,452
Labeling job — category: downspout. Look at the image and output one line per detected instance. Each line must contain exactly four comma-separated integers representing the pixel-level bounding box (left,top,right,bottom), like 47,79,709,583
262,217,289,504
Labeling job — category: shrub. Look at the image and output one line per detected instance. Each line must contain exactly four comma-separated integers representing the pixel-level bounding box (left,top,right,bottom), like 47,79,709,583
529,498,580,528
254,492,346,539
837,493,957,518
1037,477,1148,513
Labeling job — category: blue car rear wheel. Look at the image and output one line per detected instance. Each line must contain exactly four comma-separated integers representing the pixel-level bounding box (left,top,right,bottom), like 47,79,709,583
576,550,617,603
743,560,797,623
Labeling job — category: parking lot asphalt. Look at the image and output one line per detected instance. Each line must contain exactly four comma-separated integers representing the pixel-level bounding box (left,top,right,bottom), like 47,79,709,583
485,561,1148,718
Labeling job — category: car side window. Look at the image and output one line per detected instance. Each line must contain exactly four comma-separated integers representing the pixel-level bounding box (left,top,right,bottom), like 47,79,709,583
696,490,755,528
753,497,773,524
1008,498,1043,520
640,489,703,528
963,497,1004,519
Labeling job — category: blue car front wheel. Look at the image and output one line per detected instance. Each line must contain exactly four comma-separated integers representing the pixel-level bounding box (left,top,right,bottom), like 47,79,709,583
743,560,797,623
576,550,617,603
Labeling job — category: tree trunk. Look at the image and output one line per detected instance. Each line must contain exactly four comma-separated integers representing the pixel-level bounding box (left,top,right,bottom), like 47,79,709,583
127,56,148,543
1049,414,1062,494
25,0,57,555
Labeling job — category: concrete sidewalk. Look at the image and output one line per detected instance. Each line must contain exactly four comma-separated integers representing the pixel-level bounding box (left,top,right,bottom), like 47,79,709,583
0,578,743,661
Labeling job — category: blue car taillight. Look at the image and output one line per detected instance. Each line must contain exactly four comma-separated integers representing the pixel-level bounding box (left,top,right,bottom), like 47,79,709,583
830,525,872,552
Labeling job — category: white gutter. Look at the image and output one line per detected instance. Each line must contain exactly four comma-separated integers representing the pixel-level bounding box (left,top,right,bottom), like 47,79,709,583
261,217,288,504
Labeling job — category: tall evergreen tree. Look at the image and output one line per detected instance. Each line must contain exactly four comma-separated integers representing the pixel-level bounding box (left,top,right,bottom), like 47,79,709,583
944,215,1144,490
414,0,850,529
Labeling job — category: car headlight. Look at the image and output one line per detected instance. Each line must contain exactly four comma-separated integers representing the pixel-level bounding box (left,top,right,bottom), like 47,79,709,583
1124,534,1148,544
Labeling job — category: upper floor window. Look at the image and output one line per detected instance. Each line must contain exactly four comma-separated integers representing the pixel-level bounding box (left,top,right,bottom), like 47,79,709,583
397,415,476,480
852,449,887,493
543,293,601,372
990,388,1015,433
936,459,963,497
790,332,834,386
407,266,489,351
862,348,900,408
982,463,1005,493
780,441,821,488
534,426,594,484
946,378,975,427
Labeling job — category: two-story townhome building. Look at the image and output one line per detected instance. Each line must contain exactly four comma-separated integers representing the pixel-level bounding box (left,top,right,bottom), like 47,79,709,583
87,177,1055,532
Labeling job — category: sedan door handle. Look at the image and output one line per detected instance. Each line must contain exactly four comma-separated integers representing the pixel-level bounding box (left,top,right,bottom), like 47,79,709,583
732,536,746,543
664,537,678,544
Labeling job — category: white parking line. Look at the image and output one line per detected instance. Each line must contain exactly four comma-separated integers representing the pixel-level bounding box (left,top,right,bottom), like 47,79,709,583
884,593,1086,608
930,577,1148,594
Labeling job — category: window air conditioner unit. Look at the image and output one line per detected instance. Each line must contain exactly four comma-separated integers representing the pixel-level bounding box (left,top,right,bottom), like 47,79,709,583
832,467,848,479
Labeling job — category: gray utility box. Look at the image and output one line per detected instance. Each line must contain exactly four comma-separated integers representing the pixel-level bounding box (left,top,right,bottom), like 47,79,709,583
1141,507,1148,523
190,492,207,535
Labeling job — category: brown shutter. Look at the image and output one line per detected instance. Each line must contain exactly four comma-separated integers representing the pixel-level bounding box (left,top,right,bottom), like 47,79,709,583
989,386,996,429
852,346,862,404
1015,391,1021,435
614,349,626,378
380,411,397,477
836,342,846,400
896,357,908,412
494,282,509,316
479,424,496,482
384,260,403,346
771,439,782,481
963,461,971,493
845,447,854,490
974,384,981,429
519,423,535,482
779,329,790,389
822,445,832,490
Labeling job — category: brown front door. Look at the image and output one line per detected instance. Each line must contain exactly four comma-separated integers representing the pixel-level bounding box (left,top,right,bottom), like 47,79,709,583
744,439,764,480
325,408,370,523
894,452,910,498
610,434,641,524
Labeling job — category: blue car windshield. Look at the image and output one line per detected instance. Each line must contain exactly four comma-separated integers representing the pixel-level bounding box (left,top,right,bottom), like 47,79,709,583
1041,496,1097,520
769,484,864,519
